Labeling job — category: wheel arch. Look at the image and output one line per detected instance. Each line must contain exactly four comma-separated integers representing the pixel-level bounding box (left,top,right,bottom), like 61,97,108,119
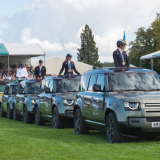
105,108,118,124
73,104,81,115
52,104,58,114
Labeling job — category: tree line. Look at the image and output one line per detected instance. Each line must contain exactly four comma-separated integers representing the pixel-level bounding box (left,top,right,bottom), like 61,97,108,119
78,14,160,71
129,13,160,73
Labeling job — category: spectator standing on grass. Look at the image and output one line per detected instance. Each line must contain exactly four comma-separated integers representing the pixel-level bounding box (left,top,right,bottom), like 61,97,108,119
34,59,46,82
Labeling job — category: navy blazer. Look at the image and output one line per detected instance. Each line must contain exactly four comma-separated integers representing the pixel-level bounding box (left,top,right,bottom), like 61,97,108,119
59,60,80,75
34,65,46,79
113,49,130,67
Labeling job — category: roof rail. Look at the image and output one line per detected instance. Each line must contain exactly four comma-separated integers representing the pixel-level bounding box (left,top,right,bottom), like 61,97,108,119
57,75,82,78
109,67,143,70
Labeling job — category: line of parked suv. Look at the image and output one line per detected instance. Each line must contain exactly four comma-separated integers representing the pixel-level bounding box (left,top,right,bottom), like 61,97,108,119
1,67,160,143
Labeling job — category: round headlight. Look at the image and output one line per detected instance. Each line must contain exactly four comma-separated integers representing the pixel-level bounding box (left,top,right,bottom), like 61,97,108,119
124,102,140,110
63,100,74,106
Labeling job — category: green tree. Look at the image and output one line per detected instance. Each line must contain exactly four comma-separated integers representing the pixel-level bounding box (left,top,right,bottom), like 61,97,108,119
128,26,157,70
153,13,160,50
128,13,160,73
77,24,102,67
102,62,114,67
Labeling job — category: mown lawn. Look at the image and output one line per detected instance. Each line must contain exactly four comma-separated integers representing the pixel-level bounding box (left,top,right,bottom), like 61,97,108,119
0,117,160,160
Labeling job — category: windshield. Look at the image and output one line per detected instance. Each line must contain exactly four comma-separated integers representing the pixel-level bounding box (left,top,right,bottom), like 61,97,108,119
107,72,160,91
55,79,80,93
10,85,18,95
26,82,41,94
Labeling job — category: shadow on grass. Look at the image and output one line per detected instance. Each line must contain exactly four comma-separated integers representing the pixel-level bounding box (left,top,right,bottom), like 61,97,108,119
1,117,160,144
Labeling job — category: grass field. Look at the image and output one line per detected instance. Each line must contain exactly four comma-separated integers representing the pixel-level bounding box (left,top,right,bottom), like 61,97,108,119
0,117,160,160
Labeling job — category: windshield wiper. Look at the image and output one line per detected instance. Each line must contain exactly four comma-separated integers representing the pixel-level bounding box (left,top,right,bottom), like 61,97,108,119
145,89,160,91
118,89,146,93
68,90,78,92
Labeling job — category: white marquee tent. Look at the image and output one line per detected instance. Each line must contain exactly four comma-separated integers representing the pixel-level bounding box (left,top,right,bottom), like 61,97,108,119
140,50,160,70
0,43,45,74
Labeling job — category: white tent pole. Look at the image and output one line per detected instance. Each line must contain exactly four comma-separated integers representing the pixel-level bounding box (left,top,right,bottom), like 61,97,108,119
30,56,31,67
8,55,9,76
44,52,45,66
151,59,154,70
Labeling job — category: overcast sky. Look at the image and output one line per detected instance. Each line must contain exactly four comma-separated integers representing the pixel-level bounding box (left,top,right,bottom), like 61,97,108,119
0,0,160,62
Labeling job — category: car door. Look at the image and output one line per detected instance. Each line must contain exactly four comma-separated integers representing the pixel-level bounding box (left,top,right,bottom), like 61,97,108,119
80,75,90,117
2,85,9,112
16,83,25,114
83,75,97,120
91,74,106,130
40,79,53,120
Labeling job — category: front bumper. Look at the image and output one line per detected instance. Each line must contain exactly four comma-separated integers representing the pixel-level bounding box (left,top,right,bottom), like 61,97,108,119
118,117,160,137
59,110,74,125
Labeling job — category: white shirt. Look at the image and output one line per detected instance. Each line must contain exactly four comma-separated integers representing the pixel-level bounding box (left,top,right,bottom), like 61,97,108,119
118,48,124,62
16,68,28,80
39,65,42,72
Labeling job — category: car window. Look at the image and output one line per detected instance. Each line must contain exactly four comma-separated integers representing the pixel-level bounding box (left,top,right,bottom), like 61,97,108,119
26,82,41,94
107,72,160,91
81,75,90,91
41,79,49,90
55,78,80,93
48,80,53,92
88,76,97,91
96,75,105,90
5,85,9,93
10,85,18,95
19,83,25,90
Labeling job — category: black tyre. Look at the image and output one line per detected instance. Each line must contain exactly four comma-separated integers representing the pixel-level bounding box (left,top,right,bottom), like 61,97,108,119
13,105,20,121
35,107,44,125
105,112,124,143
0,104,6,117
74,108,89,134
24,105,31,124
7,105,13,119
52,107,64,129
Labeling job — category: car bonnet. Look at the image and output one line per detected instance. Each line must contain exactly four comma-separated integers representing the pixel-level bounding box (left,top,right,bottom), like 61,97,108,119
110,91,160,103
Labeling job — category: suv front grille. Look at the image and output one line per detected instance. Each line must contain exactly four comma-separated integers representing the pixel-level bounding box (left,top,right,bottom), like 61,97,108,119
146,117,160,122
145,104,160,107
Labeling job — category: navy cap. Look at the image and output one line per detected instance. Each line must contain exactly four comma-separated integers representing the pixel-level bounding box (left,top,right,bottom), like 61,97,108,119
20,63,24,67
39,59,43,63
66,53,72,58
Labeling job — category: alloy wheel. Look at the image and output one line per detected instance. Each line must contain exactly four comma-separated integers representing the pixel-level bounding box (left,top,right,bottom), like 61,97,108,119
75,111,80,133
106,115,114,142
52,108,58,128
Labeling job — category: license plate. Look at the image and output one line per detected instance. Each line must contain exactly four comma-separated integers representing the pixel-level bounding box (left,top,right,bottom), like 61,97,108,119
152,122,160,127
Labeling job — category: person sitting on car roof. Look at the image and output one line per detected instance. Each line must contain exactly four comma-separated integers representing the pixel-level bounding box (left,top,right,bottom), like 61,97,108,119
58,54,80,76
113,39,130,67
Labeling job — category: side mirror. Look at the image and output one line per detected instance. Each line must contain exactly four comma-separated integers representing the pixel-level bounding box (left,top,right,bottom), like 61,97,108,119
19,89,23,94
44,87,50,93
4,90,8,95
93,84,101,92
